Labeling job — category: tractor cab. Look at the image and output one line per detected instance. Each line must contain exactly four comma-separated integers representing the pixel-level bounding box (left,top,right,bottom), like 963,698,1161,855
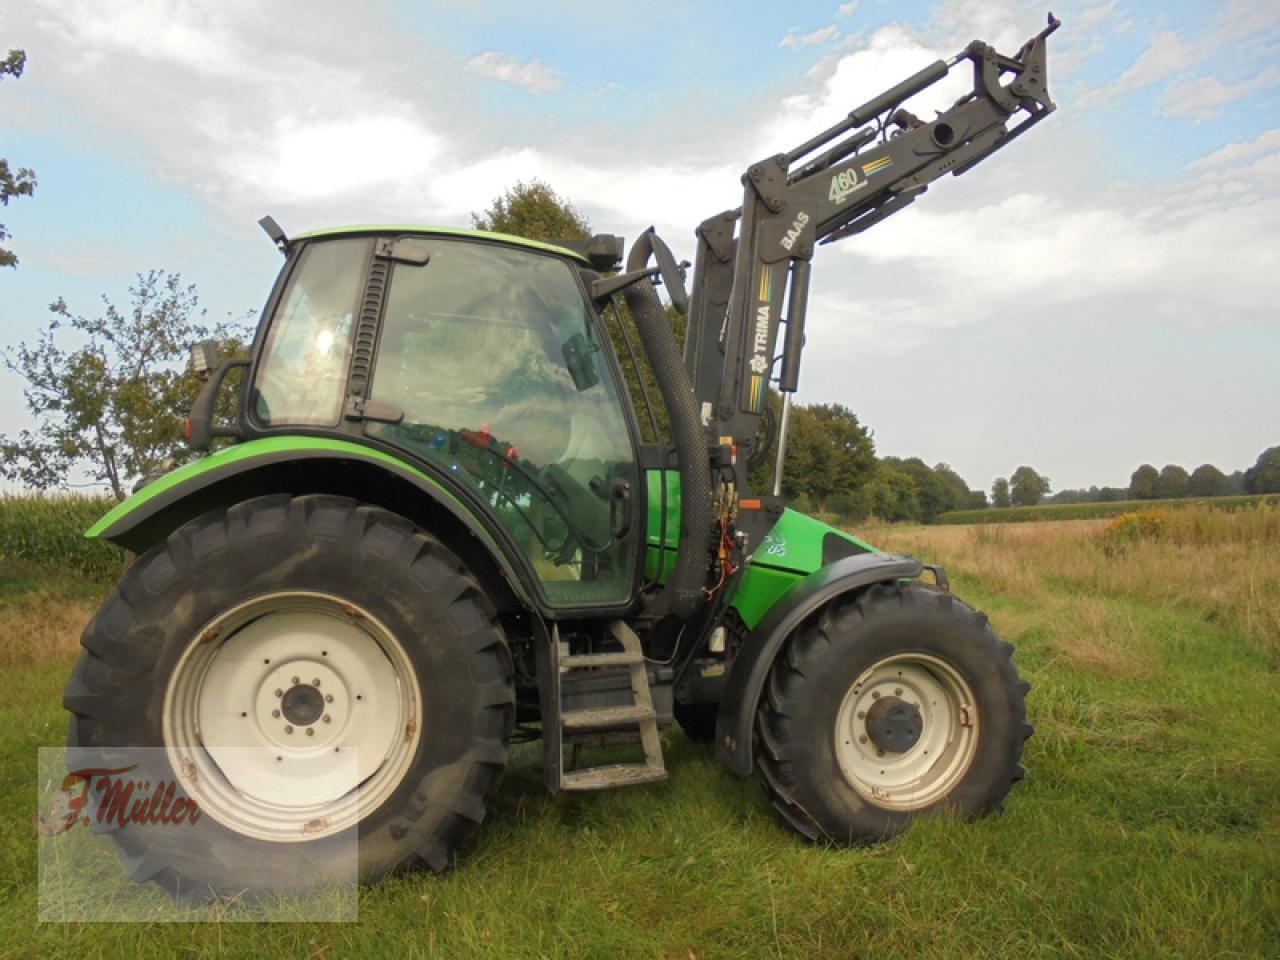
247,227,645,609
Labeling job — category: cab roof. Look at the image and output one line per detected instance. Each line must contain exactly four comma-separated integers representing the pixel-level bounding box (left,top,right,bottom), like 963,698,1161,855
290,224,590,265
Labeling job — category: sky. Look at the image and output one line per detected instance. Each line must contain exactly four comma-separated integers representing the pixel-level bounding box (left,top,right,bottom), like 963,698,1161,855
1,0,1277,495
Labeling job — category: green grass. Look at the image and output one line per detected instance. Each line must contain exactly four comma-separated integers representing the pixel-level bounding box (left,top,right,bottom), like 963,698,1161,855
936,492,1280,525
3,517,1279,958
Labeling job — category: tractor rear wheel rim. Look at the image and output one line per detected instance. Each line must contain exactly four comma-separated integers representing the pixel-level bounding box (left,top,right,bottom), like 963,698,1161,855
163,592,422,842
833,653,978,811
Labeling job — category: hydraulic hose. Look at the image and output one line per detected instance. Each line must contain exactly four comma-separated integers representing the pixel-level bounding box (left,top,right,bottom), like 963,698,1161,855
623,233,712,621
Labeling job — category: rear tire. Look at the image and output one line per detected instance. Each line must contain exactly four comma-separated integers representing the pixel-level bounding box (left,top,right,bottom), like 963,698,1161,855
756,580,1030,843
64,494,514,896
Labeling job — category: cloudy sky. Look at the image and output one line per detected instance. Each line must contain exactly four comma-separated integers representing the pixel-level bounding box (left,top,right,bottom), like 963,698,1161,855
1,0,1277,494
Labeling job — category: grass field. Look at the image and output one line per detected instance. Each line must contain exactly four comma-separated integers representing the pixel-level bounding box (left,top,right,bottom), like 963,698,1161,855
2,506,1278,958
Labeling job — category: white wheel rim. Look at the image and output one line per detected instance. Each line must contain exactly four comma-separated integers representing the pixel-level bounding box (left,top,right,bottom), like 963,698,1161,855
833,653,978,811
163,592,422,842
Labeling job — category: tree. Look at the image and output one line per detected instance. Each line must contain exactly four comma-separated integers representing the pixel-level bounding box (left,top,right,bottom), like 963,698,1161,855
1187,464,1227,497
864,460,921,523
1244,446,1280,494
472,179,590,243
1009,466,1050,506
1,49,37,268
0,272,247,498
1156,464,1189,499
932,462,975,515
1129,463,1159,500
991,476,1011,508
782,404,875,513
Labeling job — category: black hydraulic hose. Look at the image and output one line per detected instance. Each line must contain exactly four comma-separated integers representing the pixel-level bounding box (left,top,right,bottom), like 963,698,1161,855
623,234,712,620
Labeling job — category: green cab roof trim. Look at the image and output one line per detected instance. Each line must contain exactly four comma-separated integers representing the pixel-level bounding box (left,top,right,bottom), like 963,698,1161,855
88,436,472,543
290,224,591,265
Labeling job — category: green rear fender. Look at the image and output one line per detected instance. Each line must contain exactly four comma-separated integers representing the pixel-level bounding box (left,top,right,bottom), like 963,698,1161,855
89,436,533,608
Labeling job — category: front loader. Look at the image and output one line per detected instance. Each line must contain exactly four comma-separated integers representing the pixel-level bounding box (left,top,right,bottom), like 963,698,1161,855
67,16,1059,894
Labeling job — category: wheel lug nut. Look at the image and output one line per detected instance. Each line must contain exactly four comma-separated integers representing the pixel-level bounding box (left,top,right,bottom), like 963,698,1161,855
272,709,281,718
858,735,868,744
325,694,334,703
856,711,865,719
871,691,881,700
306,728,315,736
275,689,283,698
876,748,885,757
291,676,300,685
895,687,903,696
313,678,321,686
322,715,331,724
285,725,294,735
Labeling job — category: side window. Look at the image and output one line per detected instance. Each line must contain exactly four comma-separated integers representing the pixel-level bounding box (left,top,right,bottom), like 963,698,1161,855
367,239,639,607
253,239,367,426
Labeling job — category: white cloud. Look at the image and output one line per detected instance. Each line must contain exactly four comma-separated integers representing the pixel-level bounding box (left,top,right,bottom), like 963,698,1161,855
1077,29,1201,106
1190,129,1280,171
764,25,968,157
465,51,563,94
1161,66,1280,121
836,2,859,17
779,25,839,49
1077,0,1120,31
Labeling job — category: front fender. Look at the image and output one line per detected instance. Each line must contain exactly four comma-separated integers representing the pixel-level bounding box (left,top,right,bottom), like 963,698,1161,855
714,551,925,776
89,436,533,607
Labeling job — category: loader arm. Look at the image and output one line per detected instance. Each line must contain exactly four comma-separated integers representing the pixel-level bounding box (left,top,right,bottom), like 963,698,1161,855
683,14,1059,539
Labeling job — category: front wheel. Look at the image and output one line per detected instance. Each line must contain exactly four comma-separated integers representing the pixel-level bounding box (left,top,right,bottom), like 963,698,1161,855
756,581,1031,843
64,494,514,896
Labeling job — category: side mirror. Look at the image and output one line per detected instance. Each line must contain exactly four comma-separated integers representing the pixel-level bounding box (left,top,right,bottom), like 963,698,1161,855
188,340,221,381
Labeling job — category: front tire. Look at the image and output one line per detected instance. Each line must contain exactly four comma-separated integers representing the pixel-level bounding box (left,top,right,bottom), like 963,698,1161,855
756,581,1031,843
64,494,514,896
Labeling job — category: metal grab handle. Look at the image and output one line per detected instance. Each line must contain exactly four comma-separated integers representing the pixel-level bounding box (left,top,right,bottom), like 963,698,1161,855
609,477,632,539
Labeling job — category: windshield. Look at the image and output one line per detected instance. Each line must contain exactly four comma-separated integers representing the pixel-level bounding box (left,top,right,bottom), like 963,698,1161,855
367,238,639,607
252,238,365,426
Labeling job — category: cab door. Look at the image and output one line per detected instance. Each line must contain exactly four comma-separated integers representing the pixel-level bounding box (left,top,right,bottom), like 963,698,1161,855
363,235,643,610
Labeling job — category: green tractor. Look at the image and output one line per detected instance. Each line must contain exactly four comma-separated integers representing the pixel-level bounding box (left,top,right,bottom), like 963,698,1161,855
67,18,1058,894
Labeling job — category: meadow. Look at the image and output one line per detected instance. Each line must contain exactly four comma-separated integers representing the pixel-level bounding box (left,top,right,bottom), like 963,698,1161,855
1,502,1277,958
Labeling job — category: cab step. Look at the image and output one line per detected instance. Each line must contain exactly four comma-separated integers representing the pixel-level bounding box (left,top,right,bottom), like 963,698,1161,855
560,650,644,670
539,620,667,793
561,763,667,791
562,704,656,731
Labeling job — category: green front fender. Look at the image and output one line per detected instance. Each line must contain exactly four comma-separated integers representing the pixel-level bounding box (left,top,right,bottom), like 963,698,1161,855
89,436,534,607
729,509,878,628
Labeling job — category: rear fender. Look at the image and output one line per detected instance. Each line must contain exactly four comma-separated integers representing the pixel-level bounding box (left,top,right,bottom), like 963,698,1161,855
714,551,925,776
89,436,534,610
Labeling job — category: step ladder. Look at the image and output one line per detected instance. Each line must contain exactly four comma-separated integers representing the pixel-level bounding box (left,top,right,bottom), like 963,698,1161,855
540,621,667,792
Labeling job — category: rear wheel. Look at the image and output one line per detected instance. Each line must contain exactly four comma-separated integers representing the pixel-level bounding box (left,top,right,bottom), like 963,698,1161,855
64,494,514,896
756,581,1031,843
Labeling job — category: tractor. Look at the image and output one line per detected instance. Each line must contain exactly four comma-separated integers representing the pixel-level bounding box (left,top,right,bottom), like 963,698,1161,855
66,16,1059,895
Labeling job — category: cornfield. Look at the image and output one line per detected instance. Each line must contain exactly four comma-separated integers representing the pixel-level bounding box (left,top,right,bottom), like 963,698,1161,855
936,492,1280,525
0,494,124,580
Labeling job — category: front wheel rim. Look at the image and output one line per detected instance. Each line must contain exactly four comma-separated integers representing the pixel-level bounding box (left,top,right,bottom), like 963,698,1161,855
163,592,422,842
833,653,978,811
